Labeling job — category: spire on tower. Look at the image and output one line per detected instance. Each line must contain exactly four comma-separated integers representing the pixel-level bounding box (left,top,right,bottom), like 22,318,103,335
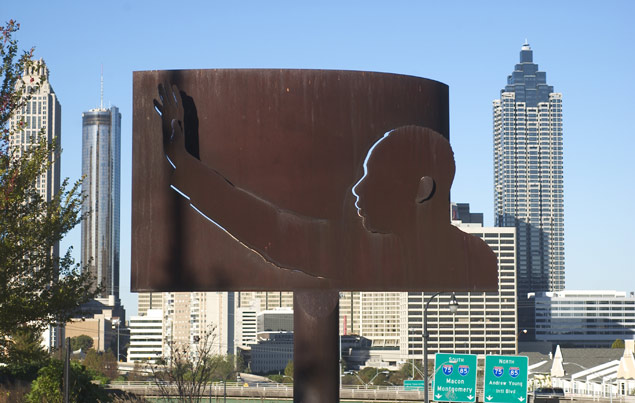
100,64,104,109
521,39,531,51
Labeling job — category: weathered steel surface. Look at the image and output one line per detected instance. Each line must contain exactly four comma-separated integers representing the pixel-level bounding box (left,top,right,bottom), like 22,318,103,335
131,69,497,292
293,290,339,403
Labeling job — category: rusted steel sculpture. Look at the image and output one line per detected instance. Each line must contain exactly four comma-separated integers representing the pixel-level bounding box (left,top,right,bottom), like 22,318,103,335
132,69,497,402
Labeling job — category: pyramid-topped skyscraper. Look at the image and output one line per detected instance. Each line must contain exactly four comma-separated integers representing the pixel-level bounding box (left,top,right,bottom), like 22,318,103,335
493,42,564,339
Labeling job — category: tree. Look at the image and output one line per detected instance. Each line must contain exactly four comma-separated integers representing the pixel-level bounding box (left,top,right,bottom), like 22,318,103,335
210,354,237,381
357,367,391,386
395,360,423,381
0,20,96,361
0,328,49,382
341,373,359,385
83,349,118,381
388,362,411,386
70,335,94,352
151,325,227,402
5,328,48,365
612,339,625,349
25,359,108,403
284,360,294,380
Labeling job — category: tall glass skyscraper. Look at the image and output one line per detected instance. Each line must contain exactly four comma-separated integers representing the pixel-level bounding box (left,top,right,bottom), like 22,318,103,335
493,42,564,338
81,106,121,300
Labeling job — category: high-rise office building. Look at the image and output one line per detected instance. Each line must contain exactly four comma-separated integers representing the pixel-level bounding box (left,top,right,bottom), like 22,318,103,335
401,206,517,359
81,105,121,300
9,60,63,352
493,42,564,338
9,60,61,208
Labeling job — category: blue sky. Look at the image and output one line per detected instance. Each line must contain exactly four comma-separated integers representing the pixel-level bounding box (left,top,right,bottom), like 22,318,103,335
5,1,634,316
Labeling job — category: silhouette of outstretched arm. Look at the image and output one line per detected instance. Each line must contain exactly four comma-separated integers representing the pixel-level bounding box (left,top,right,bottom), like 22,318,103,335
153,83,328,274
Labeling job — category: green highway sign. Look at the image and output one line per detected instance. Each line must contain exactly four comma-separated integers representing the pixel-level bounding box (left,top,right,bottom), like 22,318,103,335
483,355,528,403
433,353,478,402
404,379,426,391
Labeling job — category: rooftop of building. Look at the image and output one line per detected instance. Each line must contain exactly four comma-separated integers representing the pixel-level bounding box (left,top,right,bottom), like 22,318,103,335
531,290,633,299
523,344,629,377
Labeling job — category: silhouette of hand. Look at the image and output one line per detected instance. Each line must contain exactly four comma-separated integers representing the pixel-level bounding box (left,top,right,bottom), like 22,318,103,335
154,82,185,167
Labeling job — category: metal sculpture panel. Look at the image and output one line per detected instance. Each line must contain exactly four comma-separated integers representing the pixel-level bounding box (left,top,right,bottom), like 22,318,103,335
132,69,497,292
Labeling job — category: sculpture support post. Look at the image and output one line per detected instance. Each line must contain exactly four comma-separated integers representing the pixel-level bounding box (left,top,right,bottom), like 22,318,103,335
294,290,340,403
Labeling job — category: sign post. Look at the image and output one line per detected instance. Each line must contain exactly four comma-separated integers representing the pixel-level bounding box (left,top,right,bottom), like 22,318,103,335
483,355,528,403
433,353,478,402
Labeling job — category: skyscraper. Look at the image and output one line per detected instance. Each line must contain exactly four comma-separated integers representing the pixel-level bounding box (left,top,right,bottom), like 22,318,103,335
9,59,62,351
81,104,121,300
9,60,61,208
493,42,564,337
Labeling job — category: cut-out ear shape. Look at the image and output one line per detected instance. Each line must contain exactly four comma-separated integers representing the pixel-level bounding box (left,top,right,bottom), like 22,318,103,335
416,176,435,203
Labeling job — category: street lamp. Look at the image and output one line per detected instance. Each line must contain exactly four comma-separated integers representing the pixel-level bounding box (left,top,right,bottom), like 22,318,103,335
424,292,458,403
113,319,120,362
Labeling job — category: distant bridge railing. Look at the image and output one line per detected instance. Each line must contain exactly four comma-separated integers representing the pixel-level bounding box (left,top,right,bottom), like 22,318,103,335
107,381,429,401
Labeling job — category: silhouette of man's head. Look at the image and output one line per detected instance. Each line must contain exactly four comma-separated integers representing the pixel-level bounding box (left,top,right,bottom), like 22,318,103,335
352,126,455,234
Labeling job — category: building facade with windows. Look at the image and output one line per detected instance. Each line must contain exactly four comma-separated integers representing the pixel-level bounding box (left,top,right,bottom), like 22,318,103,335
128,309,163,362
401,207,517,359
257,307,294,333
236,298,259,350
9,60,61,205
250,332,294,374
81,105,121,302
531,290,635,348
493,42,564,338
137,292,163,317
162,291,235,357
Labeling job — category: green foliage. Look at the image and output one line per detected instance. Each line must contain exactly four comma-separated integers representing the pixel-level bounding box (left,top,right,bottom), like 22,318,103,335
612,339,625,349
0,20,97,362
209,354,237,381
233,352,247,373
25,359,108,403
357,367,391,386
0,328,49,382
341,373,359,385
70,335,94,352
396,360,423,381
268,374,284,383
0,381,31,402
357,366,376,382
388,370,406,386
6,328,49,365
83,349,118,382
284,360,293,379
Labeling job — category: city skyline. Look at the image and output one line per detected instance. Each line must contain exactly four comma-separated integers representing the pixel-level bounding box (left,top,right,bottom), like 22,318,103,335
4,2,633,316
